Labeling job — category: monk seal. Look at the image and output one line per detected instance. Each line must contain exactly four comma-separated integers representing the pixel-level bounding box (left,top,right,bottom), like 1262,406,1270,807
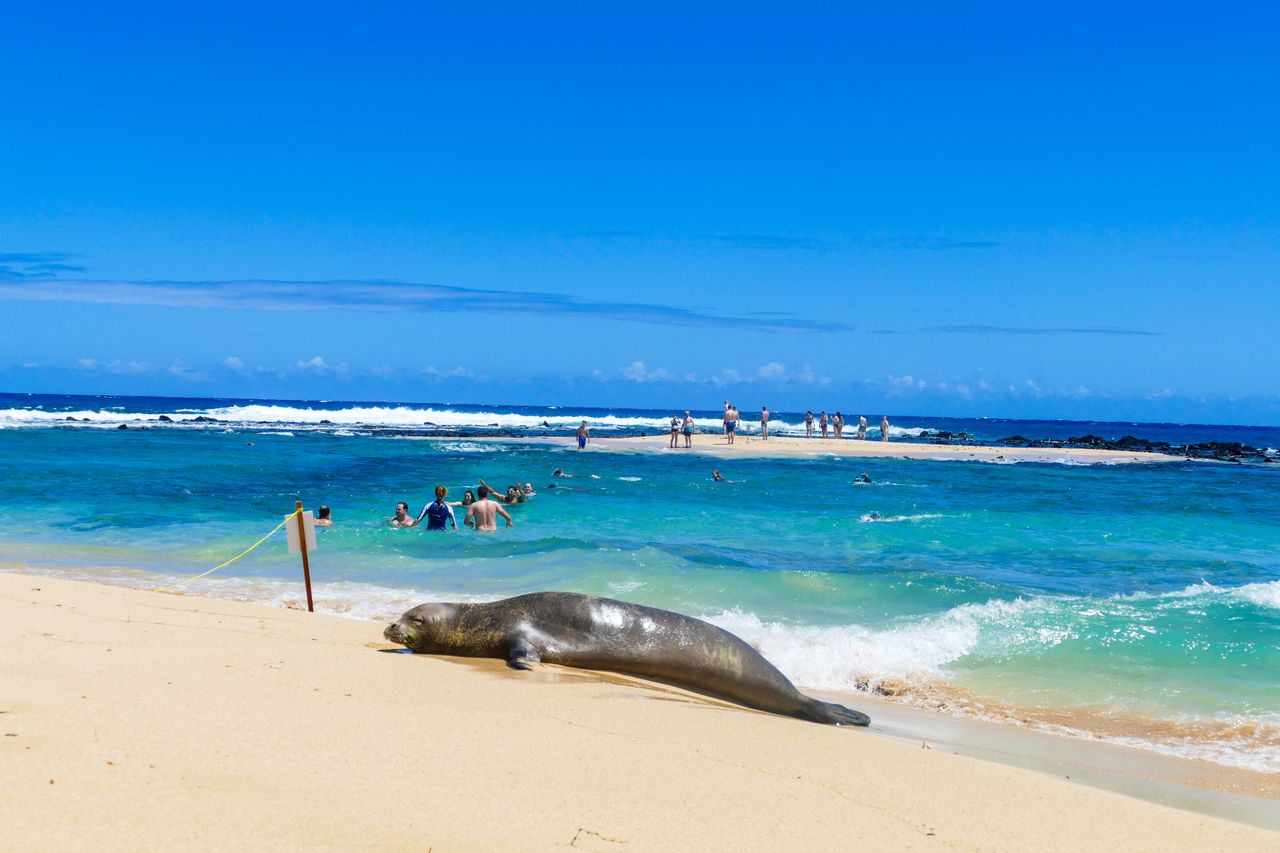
384,592,869,726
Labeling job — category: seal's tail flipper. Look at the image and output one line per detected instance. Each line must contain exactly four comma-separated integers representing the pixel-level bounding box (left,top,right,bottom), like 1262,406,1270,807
803,699,871,727
506,637,541,671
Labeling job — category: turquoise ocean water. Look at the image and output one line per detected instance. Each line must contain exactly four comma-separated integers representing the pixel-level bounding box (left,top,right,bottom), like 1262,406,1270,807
2,393,1277,773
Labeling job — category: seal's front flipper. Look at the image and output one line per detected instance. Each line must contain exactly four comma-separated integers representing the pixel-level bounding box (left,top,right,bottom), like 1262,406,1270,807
801,698,870,727
506,637,541,671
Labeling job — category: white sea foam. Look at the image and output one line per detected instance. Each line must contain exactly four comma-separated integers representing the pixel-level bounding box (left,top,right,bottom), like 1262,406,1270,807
859,512,946,523
13,564,500,622
0,404,725,432
427,441,505,453
1088,722,1280,774
1119,579,1280,612
702,598,1046,690
0,404,946,440
1236,580,1280,611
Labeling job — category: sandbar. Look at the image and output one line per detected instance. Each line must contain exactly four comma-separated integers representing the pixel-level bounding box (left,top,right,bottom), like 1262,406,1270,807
464,433,1184,464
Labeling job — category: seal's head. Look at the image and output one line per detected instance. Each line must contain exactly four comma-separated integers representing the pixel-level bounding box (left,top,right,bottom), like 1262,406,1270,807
384,602,458,651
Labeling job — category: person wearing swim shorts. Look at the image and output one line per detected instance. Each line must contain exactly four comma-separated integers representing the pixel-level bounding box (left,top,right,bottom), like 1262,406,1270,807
682,411,694,448
761,405,769,440
820,410,829,439
576,421,590,449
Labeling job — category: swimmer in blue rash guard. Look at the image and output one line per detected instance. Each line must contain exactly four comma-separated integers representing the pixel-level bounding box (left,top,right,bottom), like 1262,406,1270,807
418,485,458,530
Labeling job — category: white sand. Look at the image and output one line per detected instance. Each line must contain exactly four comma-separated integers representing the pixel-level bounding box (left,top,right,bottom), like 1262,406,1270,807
3,572,1276,850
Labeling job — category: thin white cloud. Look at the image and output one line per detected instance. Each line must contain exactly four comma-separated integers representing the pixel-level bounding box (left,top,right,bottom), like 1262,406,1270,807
756,362,787,380
421,365,476,380
166,360,204,381
620,361,673,383
75,358,151,375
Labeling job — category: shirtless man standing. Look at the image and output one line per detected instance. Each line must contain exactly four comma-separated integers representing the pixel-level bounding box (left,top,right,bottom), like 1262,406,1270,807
464,485,513,531
820,410,829,439
760,405,769,440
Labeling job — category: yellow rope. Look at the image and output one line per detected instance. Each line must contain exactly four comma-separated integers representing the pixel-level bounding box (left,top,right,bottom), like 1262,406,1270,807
152,516,292,593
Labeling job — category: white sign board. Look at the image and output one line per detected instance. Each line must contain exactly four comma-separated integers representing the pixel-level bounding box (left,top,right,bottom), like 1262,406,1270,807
286,511,317,554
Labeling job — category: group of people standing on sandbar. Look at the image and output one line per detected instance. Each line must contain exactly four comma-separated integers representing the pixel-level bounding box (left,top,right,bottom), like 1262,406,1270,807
660,404,893,445
723,403,891,443
803,410,891,442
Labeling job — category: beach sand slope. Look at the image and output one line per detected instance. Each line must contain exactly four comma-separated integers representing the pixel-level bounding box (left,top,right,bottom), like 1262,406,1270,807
2,572,1275,851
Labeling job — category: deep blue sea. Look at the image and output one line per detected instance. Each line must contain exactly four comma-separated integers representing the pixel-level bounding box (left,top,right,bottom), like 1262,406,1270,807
2,392,1277,773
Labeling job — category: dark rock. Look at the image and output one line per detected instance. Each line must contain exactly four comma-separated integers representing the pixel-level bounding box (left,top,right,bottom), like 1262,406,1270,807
157,415,173,422
116,423,128,430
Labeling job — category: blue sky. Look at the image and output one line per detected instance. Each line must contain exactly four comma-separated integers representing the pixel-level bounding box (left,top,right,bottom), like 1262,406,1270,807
2,3,1277,423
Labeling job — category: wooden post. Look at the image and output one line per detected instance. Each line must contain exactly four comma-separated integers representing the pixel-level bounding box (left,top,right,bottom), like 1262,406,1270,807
295,500,314,612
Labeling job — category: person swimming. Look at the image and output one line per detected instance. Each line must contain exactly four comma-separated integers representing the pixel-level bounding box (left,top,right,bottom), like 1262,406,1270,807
389,501,415,527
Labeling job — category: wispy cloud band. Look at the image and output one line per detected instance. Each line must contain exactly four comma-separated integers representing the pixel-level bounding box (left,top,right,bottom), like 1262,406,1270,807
0,251,88,281
0,277,850,333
